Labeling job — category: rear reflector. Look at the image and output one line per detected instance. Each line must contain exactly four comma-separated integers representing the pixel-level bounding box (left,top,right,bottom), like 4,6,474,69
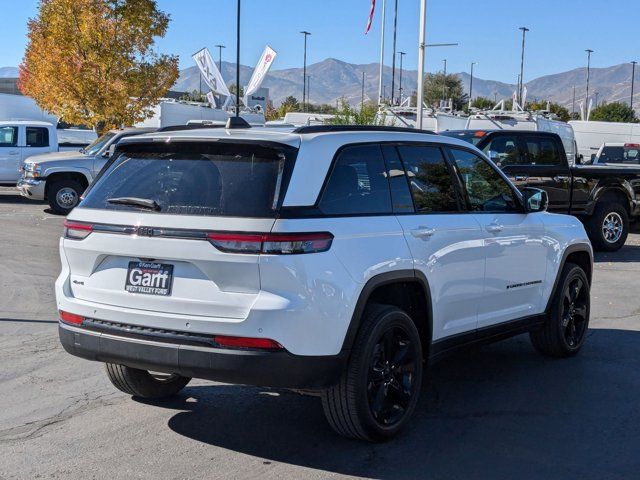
63,220,93,240
624,143,640,148
59,310,84,325
213,335,283,350
207,231,333,254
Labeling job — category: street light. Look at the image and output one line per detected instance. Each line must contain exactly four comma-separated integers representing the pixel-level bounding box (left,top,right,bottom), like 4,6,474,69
306,75,311,105
468,61,478,109
398,51,406,104
585,49,594,111
631,61,637,110
390,0,399,105
300,31,311,111
518,27,529,105
442,58,447,103
215,44,226,72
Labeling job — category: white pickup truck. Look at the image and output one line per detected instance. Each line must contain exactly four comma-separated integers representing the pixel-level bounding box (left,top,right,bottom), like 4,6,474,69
0,120,95,186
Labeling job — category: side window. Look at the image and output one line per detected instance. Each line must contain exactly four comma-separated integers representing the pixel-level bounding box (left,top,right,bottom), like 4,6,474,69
318,145,392,215
25,127,49,148
380,145,414,213
450,148,519,213
397,145,460,213
0,126,18,147
481,135,521,166
524,136,561,166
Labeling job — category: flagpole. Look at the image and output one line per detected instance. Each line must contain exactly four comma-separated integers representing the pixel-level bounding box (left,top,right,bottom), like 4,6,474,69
416,0,427,129
377,0,387,105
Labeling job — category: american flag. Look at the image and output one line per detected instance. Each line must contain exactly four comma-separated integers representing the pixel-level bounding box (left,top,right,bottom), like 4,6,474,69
365,0,376,34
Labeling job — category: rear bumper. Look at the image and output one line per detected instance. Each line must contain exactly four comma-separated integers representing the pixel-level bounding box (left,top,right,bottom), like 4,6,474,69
59,322,347,389
16,178,46,200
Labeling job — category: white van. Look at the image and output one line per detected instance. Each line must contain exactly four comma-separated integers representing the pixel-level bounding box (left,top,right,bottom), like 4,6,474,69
569,120,640,162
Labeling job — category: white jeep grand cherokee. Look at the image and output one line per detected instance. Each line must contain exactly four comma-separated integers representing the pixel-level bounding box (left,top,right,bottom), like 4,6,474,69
57,123,593,441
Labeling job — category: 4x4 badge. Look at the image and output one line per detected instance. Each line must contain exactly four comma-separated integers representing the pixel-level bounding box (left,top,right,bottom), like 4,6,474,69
136,226,154,237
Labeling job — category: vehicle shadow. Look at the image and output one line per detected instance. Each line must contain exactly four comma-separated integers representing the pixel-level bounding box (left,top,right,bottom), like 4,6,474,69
595,244,640,263
141,329,640,479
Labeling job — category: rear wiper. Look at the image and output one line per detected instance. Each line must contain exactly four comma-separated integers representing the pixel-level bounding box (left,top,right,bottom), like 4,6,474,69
107,197,161,211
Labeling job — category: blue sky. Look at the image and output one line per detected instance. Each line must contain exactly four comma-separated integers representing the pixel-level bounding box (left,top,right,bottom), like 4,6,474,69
1,0,639,83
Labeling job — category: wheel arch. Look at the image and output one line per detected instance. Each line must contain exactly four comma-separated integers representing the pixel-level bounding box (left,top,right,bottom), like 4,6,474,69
44,171,90,199
341,270,433,359
592,184,633,216
545,243,593,313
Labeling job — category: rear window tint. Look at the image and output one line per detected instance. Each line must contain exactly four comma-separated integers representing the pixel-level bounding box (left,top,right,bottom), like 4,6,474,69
318,145,392,215
81,142,295,218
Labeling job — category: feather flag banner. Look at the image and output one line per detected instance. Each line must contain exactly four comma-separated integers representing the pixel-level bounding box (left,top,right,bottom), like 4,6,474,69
365,0,376,34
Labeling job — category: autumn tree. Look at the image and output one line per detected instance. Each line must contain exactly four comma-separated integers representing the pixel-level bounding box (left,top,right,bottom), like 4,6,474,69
19,0,179,133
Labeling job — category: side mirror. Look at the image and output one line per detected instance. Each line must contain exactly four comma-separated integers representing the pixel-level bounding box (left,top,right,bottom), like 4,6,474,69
105,144,116,158
575,154,583,165
522,187,548,213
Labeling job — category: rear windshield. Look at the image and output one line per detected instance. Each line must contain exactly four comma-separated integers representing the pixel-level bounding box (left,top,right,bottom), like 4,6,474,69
81,141,296,217
440,130,484,146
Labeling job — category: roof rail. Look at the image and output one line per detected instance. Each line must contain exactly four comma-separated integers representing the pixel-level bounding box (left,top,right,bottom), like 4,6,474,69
156,124,225,132
292,125,435,135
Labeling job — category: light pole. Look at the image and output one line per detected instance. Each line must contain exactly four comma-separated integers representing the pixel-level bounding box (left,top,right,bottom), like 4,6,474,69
585,49,594,112
300,31,311,111
377,0,387,106
594,91,599,108
442,58,447,102
215,44,226,72
631,61,637,110
572,85,576,115
361,71,365,110
518,27,529,105
235,0,240,116
398,51,406,104
468,61,478,109
306,75,311,106
390,0,399,105
416,0,427,129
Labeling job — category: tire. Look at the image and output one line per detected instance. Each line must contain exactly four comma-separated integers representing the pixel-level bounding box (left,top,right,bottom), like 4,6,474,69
104,363,191,399
530,262,590,358
586,201,628,252
321,304,423,442
47,179,84,215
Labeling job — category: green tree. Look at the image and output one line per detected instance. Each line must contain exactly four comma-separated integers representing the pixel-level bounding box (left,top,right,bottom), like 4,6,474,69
589,102,638,123
278,96,300,117
470,96,495,110
422,73,468,110
526,101,571,122
328,98,383,125
19,0,179,134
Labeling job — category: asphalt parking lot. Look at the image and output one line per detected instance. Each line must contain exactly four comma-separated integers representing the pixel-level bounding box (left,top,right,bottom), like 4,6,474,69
1,186,639,480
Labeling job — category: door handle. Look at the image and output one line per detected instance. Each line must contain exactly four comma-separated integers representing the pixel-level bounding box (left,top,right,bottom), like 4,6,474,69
485,223,504,233
553,175,569,182
8,150,19,155
514,175,528,182
411,227,436,238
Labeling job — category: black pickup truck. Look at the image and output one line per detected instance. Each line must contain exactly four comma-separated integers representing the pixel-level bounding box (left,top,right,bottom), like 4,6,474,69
442,129,640,251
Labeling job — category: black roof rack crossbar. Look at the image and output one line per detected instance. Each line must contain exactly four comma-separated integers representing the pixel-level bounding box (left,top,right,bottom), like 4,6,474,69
156,124,226,132
292,125,435,135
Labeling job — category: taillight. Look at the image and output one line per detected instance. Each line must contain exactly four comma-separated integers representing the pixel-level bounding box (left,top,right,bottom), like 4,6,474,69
624,143,640,148
63,220,93,240
206,232,333,254
59,310,84,325
213,335,283,350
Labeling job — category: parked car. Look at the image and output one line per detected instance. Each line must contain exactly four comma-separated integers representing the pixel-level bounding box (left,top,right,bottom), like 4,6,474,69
441,129,640,251
17,127,156,214
591,142,640,165
0,120,94,186
57,124,593,442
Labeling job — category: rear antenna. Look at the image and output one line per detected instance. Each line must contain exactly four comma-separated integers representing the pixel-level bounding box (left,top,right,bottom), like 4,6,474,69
226,116,251,129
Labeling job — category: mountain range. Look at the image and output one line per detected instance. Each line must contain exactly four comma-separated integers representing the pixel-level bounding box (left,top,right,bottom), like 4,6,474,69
3,60,638,113
173,58,639,113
